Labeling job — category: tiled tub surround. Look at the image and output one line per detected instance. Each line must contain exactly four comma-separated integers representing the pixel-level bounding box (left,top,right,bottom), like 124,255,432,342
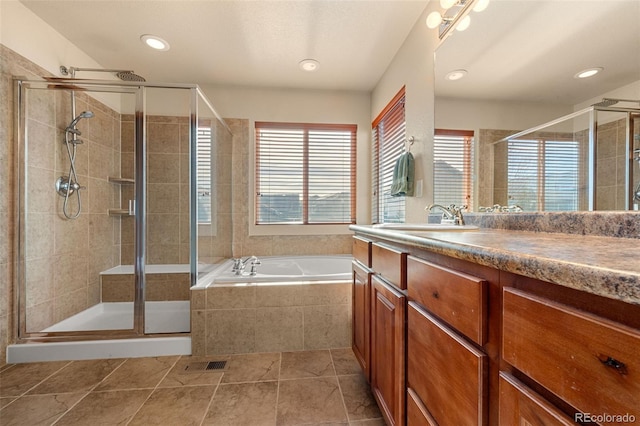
191,280,352,356
350,223,640,306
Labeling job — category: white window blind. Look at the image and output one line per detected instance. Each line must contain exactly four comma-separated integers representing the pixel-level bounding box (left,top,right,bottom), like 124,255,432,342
372,87,406,223
507,138,580,211
255,122,356,225
433,129,474,209
197,126,213,224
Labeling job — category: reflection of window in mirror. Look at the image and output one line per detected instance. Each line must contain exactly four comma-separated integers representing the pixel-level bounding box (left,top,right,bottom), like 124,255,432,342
372,87,406,224
433,129,474,211
506,138,580,212
197,123,216,236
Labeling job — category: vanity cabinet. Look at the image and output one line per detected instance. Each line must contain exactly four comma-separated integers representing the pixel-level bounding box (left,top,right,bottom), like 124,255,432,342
498,372,574,426
502,287,640,424
406,256,489,426
352,260,371,380
370,274,406,426
351,230,640,426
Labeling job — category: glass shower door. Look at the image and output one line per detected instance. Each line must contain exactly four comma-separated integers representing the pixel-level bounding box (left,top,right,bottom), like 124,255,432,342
17,80,140,337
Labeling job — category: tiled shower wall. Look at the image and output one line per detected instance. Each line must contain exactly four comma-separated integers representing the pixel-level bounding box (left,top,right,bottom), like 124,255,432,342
119,114,233,265
0,46,122,341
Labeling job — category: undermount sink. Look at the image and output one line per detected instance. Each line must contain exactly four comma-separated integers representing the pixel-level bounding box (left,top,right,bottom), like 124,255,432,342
372,223,479,231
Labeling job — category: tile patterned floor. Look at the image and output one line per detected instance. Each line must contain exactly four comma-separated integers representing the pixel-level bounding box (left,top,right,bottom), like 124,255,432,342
0,348,384,426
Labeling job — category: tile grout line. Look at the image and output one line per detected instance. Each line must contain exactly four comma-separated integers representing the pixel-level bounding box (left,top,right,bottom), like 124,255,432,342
331,349,353,424
197,357,225,426
51,357,128,426
124,355,183,425
274,351,282,426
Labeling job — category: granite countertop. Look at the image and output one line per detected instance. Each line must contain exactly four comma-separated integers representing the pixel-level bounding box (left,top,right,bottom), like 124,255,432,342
350,225,640,306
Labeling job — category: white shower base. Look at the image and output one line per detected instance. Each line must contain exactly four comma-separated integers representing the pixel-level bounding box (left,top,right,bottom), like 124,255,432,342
6,336,191,363
42,301,190,333
7,301,191,363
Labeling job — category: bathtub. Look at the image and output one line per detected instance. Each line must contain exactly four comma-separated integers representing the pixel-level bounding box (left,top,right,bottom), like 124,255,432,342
198,255,353,286
192,255,354,355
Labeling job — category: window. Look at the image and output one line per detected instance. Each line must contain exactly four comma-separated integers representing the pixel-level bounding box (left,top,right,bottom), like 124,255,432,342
255,122,356,225
197,125,214,224
433,129,474,209
507,138,580,211
372,87,406,223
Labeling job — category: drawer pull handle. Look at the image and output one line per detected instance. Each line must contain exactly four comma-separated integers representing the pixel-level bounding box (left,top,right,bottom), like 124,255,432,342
432,291,439,299
598,355,628,375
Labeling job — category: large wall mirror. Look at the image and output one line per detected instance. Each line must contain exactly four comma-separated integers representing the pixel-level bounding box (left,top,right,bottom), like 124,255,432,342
434,0,640,212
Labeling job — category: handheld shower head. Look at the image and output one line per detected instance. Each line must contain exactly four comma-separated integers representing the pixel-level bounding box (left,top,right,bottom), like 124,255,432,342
66,110,94,134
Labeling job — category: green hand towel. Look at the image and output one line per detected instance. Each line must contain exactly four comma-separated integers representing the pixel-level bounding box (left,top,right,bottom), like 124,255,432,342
390,152,414,197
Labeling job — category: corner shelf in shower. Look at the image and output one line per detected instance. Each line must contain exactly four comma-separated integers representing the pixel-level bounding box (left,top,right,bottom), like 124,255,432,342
108,177,135,184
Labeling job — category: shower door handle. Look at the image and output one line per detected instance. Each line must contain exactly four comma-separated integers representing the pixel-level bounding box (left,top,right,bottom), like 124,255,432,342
128,200,136,216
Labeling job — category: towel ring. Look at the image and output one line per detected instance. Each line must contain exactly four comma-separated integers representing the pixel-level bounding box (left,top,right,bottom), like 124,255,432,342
405,136,415,152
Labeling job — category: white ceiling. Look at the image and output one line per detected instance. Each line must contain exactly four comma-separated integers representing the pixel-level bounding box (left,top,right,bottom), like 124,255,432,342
21,0,429,91
436,0,640,105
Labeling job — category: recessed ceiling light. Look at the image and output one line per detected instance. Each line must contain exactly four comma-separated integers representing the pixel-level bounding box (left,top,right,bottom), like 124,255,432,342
574,67,603,79
299,59,320,72
445,69,468,81
140,34,170,51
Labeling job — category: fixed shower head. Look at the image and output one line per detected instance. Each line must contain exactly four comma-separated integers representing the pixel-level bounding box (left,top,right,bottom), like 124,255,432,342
592,98,640,108
61,66,146,82
592,98,619,107
66,110,94,134
116,71,146,82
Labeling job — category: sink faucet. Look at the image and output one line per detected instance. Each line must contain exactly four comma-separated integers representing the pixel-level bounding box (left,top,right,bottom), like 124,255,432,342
425,204,466,226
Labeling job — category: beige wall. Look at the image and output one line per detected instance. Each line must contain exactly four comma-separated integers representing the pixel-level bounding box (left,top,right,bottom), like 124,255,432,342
371,2,439,223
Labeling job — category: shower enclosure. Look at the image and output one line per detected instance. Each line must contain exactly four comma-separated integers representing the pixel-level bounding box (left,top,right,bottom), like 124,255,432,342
14,75,231,344
490,99,640,211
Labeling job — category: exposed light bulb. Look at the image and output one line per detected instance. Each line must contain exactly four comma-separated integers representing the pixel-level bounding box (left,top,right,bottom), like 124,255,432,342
456,15,471,31
440,0,458,9
426,11,444,29
473,0,490,12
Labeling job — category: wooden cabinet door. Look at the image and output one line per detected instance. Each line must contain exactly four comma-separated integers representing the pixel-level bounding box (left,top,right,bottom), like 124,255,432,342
499,372,574,426
352,260,371,381
371,275,406,426
407,302,488,426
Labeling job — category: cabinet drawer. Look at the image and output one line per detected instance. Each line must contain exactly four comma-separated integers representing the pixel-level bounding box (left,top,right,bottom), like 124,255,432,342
352,236,372,268
407,387,437,426
499,372,574,426
503,288,640,423
407,256,487,345
371,243,407,290
407,302,488,426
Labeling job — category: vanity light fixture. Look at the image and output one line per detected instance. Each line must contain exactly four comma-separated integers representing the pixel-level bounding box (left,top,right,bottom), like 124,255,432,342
299,59,320,72
445,69,468,81
574,67,603,79
427,0,489,39
140,34,170,51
